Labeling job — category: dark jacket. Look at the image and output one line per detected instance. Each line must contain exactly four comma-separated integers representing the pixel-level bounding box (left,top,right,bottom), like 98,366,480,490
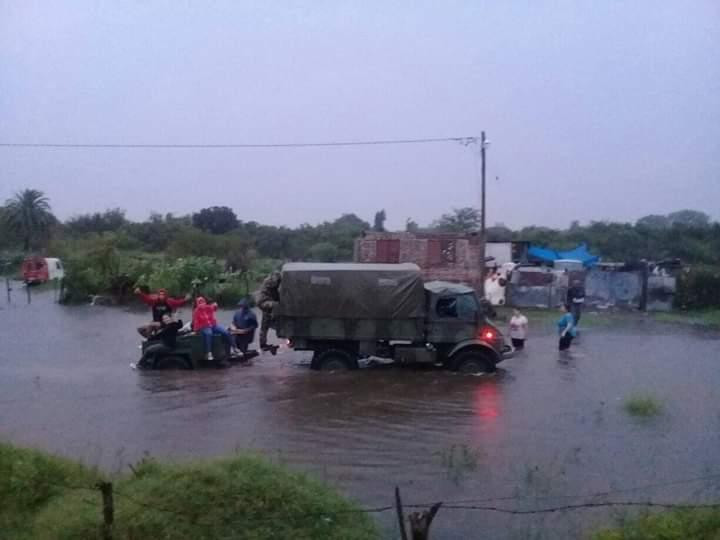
152,320,183,348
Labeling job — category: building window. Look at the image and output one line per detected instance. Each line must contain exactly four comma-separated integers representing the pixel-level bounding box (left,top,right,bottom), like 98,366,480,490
428,239,456,267
375,239,400,263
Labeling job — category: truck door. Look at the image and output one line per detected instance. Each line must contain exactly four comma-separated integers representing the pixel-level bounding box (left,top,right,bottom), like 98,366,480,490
426,293,479,343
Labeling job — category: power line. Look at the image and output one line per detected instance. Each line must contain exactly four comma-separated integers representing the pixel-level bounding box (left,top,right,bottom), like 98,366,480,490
0,136,479,150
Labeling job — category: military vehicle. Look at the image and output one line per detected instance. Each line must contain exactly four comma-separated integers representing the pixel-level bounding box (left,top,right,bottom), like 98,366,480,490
275,263,512,372
137,333,257,369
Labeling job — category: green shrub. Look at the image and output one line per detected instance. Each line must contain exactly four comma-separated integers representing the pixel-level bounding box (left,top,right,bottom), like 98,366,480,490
136,256,223,297
623,394,663,418
675,266,720,310
593,508,720,539
0,443,101,539
1,442,379,540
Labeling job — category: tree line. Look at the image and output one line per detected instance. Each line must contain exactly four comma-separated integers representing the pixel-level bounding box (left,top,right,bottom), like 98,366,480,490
2,188,719,266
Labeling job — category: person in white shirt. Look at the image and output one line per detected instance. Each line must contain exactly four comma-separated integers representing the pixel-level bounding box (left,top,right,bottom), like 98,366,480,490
508,309,529,349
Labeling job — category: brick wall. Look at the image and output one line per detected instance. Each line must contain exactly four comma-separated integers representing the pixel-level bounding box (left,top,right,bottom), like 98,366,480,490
354,232,483,287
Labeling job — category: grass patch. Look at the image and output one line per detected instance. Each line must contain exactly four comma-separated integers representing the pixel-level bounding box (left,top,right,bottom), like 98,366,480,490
593,508,720,539
437,444,482,485
1,442,379,540
654,309,720,329
494,306,619,327
623,394,663,418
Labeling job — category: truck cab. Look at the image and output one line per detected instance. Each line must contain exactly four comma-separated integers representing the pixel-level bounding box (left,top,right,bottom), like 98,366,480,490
276,263,512,374
422,281,509,372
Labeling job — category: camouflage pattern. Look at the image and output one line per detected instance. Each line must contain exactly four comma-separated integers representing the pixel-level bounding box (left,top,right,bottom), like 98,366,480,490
257,271,281,347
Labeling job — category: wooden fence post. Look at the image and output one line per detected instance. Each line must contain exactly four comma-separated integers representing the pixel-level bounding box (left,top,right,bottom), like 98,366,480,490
395,486,409,540
97,481,114,540
395,487,442,540
408,503,442,540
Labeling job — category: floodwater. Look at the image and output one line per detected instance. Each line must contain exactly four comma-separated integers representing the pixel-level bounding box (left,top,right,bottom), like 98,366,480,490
1,284,720,539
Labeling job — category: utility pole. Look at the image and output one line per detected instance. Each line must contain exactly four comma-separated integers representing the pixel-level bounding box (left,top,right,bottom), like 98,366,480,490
478,131,488,298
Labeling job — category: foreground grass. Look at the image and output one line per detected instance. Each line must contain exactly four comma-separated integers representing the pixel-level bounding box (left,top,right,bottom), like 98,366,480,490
0,442,378,540
654,309,720,329
623,394,663,418
593,508,720,539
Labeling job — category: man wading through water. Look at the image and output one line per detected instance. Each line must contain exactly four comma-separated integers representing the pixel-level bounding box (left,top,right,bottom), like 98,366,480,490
567,279,586,325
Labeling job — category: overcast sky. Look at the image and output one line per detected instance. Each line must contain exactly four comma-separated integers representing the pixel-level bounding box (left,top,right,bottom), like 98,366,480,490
2,1,718,230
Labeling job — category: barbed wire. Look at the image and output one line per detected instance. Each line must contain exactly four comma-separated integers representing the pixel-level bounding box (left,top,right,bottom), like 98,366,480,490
27,471,720,526
419,500,720,514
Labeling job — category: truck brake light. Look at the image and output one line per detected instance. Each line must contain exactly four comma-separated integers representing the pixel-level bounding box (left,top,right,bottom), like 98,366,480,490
480,327,495,341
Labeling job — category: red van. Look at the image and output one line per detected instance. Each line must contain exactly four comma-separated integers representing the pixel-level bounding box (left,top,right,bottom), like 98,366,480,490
22,256,65,284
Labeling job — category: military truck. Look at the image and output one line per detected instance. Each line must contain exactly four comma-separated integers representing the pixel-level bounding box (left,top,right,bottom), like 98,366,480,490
275,263,512,373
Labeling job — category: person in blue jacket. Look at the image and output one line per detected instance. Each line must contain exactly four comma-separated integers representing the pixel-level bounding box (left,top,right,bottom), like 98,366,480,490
557,304,577,351
229,298,259,356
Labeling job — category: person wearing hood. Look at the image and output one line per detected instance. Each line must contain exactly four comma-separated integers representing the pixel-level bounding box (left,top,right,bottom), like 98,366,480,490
229,298,258,356
192,297,232,361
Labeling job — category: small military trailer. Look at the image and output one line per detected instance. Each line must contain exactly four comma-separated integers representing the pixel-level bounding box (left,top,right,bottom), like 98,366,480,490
139,333,231,370
275,263,512,373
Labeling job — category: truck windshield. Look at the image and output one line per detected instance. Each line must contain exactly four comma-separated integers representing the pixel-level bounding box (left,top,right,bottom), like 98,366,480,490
436,294,478,320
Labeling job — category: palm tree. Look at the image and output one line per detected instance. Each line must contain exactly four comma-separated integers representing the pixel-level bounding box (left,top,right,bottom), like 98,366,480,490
3,189,55,252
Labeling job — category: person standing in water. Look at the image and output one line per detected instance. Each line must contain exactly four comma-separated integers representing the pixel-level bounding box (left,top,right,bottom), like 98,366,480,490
557,304,577,351
566,279,586,325
508,309,529,350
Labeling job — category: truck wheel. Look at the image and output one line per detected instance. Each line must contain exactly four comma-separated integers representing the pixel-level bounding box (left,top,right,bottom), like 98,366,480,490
153,355,192,370
311,349,358,371
450,350,496,374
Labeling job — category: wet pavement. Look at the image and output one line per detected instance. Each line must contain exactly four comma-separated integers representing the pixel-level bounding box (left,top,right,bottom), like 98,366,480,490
1,284,719,539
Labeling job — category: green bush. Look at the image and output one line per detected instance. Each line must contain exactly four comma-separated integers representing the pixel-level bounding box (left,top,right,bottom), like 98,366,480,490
0,442,101,538
0,251,25,277
136,256,223,297
1,442,379,540
623,394,663,418
593,508,720,539
675,266,720,310
199,273,251,306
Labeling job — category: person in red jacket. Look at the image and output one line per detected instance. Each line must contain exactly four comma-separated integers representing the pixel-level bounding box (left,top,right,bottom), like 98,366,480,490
135,287,190,338
193,296,233,361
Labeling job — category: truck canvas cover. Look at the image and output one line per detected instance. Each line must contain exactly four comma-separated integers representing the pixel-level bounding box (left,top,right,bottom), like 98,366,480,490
279,263,425,319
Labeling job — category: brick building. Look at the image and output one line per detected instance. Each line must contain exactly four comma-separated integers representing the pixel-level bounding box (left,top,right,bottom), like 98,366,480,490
354,232,527,288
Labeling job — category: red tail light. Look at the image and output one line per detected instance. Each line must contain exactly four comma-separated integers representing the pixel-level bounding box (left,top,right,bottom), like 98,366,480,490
480,327,496,341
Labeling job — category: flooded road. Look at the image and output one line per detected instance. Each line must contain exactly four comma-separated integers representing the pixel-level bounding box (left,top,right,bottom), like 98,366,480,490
1,285,720,539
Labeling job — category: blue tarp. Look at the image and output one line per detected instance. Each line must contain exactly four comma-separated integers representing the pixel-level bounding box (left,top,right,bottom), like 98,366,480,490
527,243,600,267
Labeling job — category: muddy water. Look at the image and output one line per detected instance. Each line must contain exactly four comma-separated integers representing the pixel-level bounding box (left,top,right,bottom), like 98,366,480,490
1,285,720,539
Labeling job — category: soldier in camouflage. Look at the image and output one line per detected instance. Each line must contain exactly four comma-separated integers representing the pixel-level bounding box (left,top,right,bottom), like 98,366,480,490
257,271,281,353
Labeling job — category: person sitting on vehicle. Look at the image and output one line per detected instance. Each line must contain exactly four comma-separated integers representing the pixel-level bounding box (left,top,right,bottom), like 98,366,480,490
135,287,190,338
136,313,183,369
229,298,258,357
193,296,233,361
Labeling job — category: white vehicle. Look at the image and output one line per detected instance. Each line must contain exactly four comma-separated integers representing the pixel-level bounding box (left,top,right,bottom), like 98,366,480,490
22,256,65,283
